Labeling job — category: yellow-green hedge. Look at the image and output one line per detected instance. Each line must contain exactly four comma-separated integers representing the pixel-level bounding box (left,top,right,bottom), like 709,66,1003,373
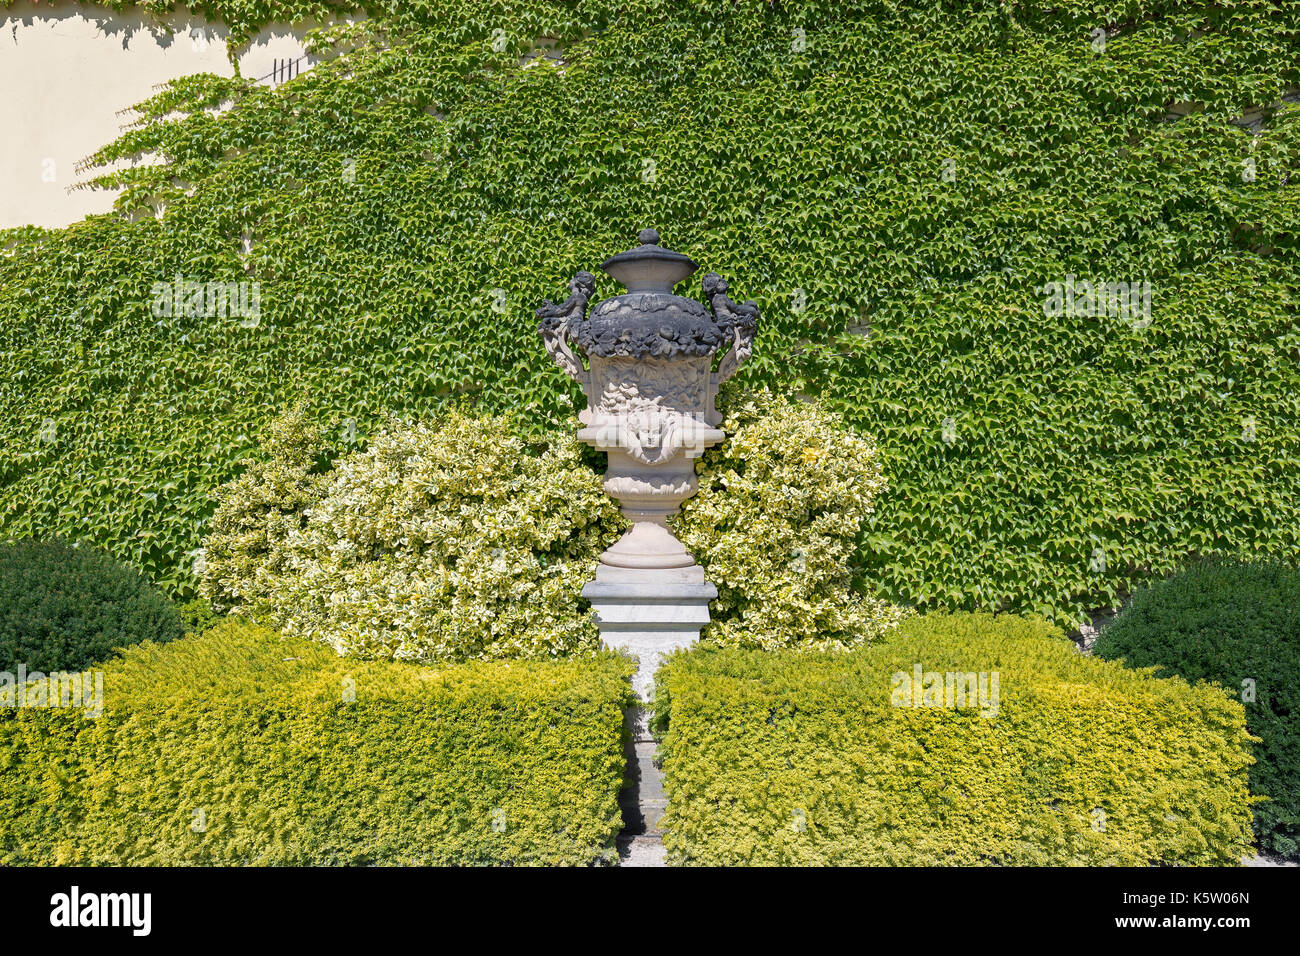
655,612,1257,866
0,619,633,865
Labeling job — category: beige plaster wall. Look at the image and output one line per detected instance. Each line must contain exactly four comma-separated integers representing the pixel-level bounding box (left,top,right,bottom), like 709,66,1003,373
1,1,328,229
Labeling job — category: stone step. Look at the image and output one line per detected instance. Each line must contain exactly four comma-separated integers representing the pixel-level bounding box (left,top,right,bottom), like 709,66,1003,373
617,834,667,867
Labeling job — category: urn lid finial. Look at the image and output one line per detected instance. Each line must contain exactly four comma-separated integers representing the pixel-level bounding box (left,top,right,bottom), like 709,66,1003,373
553,228,730,359
601,227,698,293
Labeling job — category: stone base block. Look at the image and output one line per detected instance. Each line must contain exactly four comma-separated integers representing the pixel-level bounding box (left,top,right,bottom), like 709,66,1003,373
582,567,716,713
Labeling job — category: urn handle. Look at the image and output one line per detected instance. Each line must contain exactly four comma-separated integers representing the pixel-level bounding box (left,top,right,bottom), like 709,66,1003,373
536,271,597,398
702,272,759,384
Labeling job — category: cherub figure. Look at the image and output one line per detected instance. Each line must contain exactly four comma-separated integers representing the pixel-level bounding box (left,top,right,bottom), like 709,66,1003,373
536,270,597,401
702,271,759,383
536,270,597,332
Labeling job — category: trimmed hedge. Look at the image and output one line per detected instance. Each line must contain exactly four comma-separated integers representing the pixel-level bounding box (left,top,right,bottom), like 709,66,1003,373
655,612,1256,866
1095,558,1300,859
0,539,184,673
0,619,634,865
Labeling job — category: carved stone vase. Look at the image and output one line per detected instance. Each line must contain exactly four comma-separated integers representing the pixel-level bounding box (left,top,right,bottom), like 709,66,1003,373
538,228,759,836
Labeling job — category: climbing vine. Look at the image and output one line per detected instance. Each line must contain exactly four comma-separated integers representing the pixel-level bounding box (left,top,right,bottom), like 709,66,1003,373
1,1,1297,625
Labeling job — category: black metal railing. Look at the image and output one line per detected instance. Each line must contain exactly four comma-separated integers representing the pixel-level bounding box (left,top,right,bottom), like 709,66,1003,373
256,55,310,87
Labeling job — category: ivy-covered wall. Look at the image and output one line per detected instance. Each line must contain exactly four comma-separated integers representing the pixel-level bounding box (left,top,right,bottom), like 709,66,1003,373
0,0,1297,626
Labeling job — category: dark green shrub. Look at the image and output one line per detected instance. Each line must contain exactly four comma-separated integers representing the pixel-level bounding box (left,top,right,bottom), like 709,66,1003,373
1095,558,1300,859
655,612,1255,866
0,618,634,865
0,539,183,673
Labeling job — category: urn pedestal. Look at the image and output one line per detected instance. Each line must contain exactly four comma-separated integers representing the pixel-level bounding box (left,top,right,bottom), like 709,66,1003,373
537,228,759,839
584,570,714,835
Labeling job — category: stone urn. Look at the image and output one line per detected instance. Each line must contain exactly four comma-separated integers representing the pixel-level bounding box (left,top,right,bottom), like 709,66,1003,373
538,228,759,833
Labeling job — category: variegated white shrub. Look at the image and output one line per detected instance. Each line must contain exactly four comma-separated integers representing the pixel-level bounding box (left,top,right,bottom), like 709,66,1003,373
673,390,911,650
204,395,906,660
200,403,324,615
258,411,622,661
